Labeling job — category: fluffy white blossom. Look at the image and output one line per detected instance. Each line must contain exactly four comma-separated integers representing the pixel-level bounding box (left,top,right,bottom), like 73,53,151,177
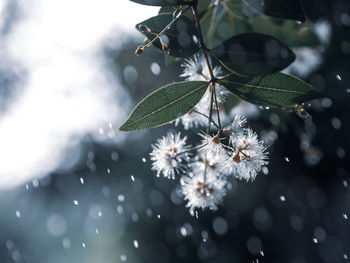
223,115,247,143
176,54,228,130
180,172,227,215
221,128,268,181
150,133,190,179
199,133,226,156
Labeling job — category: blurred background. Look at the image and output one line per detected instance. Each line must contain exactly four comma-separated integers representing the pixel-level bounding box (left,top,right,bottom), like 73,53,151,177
0,0,349,262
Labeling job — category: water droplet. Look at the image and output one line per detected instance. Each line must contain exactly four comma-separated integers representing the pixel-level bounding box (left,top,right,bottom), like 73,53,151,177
180,226,187,237
312,238,318,243
107,168,111,174
98,127,104,135
130,175,135,182
344,254,348,259
25,184,29,190
96,229,99,235
80,177,84,184
118,194,125,202
284,157,290,162
133,240,139,248
15,210,21,218
259,250,264,256
157,214,161,219
343,180,348,188
120,254,127,262
32,179,39,188
346,89,350,93
201,230,208,242
98,211,102,217
82,242,86,248
142,158,146,163
73,200,79,205
336,74,342,81
280,195,286,202
62,238,71,249
117,205,124,214
342,213,348,220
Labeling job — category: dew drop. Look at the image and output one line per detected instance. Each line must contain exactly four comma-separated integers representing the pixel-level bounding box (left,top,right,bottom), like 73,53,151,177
142,158,147,163
280,195,286,202
73,200,79,206
343,180,348,188
336,74,342,81
312,238,318,243
15,210,21,218
133,240,139,248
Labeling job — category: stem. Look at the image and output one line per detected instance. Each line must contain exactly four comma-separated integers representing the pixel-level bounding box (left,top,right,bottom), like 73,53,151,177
192,109,219,129
144,5,191,49
213,84,222,131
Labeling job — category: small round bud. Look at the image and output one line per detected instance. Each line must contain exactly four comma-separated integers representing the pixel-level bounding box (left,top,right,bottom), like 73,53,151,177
138,24,151,33
135,45,145,56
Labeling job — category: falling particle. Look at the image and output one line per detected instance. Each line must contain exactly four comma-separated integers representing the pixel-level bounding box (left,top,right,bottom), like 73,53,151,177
284,157,290,162
117,205,124,214
120,255,127,262
107,168,111,174
118,194,125,202
15,210,21,218
96,229,99,235
133,240,139,248
80,177,84,184
25,184,29,191
201,231,208,242
259,250,264,256
142,158,146,163
343,214,348,220
346,89,350,93
157,214,161,219
82,242,86,248
130,175,135,182
312,238,318,243
336,74,342,81
280,195,286,202
344,254,348,259
98,211,102,217
32,179,39,188
73,200,79,205
343,180,348,188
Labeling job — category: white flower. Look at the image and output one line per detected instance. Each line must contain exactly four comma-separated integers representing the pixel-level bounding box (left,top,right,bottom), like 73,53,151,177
176,54,228,130
221,128,268,181
180,54,222,81
198,132,226,156
223,115,247,143
180,172,227,215
150,133,190,179
189,152,223,178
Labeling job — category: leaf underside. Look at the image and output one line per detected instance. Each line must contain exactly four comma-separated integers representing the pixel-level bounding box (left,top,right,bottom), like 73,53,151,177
119,81,208,131
218,73,324,108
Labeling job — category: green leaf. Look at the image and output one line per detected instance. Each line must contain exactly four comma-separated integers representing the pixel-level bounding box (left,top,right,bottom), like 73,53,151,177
218,73,324,108
119,81,208,131
249,16,321,47
242,0,305,22
130,0,191,6
136,14,200,57
210,33,295,76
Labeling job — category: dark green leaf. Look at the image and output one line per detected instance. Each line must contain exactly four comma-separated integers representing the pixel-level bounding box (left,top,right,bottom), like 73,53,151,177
249,16,321,47
242,0,305,22
210,33,296,76
218,73,324,108
136,14,200,57
130,0,191,6
119,81,208,131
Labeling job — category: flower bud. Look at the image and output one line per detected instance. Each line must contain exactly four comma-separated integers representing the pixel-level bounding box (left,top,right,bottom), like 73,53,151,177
138,24,151,33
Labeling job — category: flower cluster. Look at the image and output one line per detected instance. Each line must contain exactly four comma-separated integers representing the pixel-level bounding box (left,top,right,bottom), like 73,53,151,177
149,55,268,215
150,116,268,214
